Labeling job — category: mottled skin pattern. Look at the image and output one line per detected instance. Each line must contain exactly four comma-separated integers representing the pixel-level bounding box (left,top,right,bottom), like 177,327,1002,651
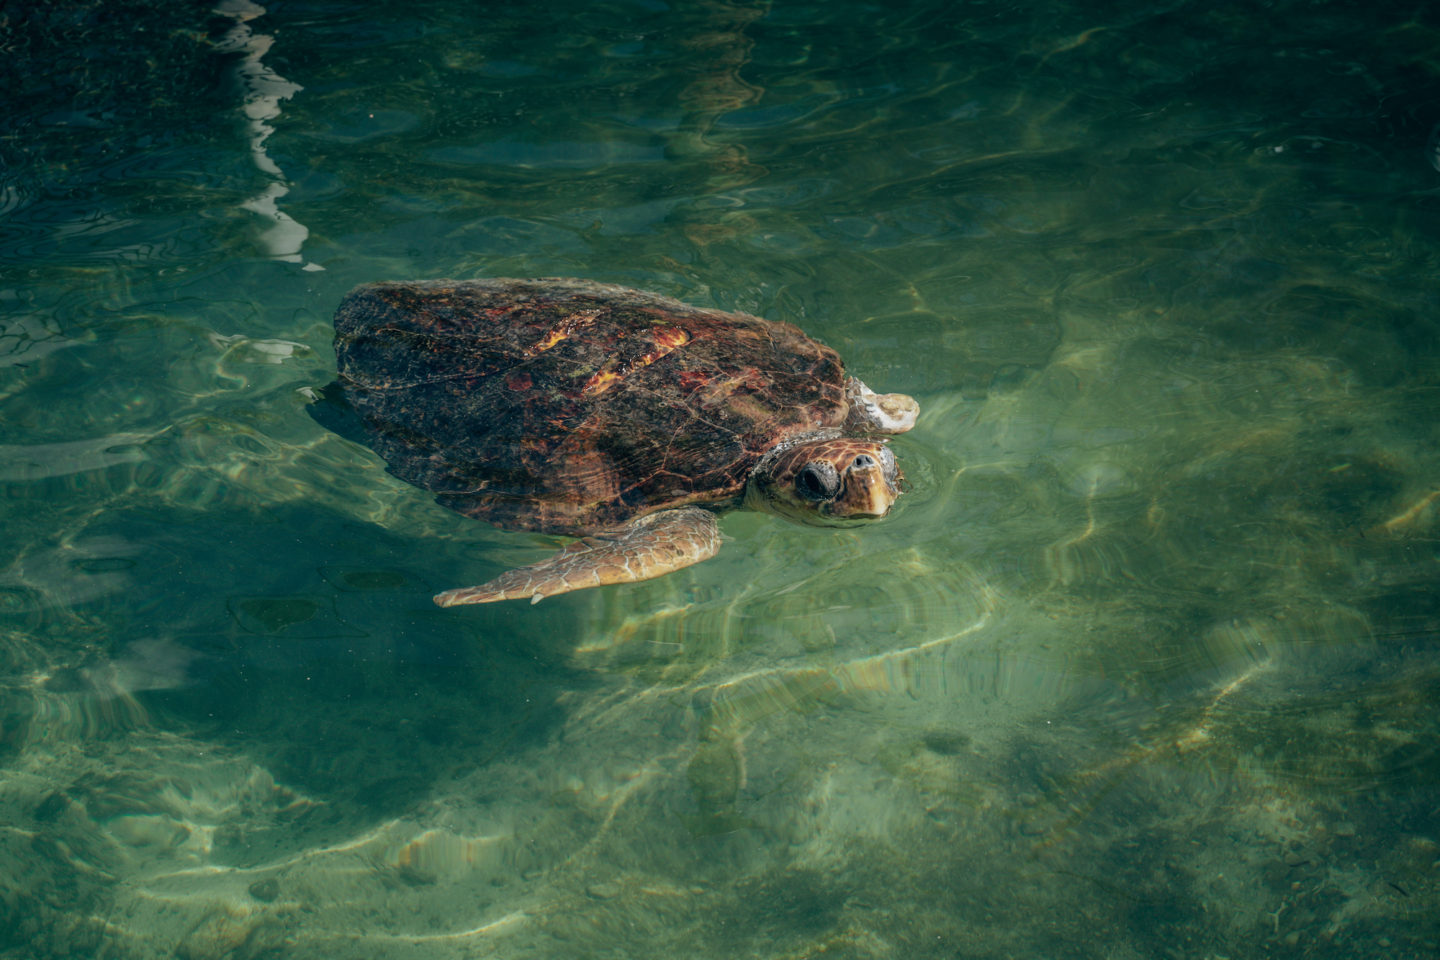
748,437,902,524
434,507,720,607
329,278,919,605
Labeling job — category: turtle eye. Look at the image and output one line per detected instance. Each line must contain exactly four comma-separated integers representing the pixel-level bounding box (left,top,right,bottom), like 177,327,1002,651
796,461,840,501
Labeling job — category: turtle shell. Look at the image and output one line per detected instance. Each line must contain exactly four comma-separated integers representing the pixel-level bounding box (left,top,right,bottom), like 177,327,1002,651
332,278,851,534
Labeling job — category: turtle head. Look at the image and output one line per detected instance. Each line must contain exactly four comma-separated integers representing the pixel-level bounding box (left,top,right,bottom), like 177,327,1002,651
748,437,903,525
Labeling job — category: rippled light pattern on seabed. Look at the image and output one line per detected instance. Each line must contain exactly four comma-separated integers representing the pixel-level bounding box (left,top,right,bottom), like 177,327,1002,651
1,0,1438,957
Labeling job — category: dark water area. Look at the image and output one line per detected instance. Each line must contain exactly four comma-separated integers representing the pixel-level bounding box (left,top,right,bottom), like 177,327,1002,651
1,0,1438,957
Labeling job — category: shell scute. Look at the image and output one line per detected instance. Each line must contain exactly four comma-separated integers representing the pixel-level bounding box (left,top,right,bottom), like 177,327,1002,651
332,278,851,534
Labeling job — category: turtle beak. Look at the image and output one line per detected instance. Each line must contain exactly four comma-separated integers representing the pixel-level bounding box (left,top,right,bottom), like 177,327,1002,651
836,454,899,518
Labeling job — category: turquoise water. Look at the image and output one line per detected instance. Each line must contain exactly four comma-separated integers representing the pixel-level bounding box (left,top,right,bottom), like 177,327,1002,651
3,0,1439,956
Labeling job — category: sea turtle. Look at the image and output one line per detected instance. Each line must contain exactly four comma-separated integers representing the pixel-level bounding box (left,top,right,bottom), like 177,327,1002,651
327,278,919,606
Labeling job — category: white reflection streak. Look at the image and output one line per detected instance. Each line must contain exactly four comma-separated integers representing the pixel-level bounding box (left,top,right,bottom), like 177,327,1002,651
213,0,323,271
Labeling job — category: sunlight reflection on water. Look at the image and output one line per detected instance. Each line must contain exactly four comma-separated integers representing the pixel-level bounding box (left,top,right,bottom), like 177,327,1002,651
1,0,1438,956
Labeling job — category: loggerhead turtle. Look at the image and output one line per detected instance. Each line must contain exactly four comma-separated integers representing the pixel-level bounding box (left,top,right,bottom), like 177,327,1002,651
327,278,919,606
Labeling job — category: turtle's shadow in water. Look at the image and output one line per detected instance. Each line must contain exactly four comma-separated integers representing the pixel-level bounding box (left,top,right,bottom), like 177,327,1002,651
74,499,597,830
304,378,370,449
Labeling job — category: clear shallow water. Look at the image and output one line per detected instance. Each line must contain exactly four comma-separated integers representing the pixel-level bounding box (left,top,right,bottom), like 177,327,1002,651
2,0,1439,956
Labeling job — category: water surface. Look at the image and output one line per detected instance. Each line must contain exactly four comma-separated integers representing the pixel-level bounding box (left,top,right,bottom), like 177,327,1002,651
2,0,1438,957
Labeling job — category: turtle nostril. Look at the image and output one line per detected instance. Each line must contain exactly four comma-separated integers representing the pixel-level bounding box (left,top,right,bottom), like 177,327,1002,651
851,454,876,470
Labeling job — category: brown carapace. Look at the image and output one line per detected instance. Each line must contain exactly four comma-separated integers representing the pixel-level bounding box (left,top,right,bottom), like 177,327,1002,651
328,278,919,605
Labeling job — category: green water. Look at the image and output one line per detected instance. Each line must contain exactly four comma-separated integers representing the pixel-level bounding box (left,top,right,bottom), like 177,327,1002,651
3,0,1439,956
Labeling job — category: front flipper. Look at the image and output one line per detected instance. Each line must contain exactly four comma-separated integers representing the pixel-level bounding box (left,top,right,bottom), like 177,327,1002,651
433,507,721,607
